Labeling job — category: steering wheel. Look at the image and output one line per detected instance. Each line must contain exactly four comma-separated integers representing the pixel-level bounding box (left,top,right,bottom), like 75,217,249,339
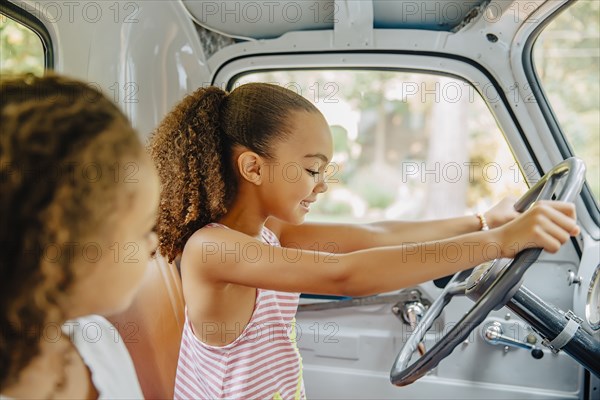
390,157,588,386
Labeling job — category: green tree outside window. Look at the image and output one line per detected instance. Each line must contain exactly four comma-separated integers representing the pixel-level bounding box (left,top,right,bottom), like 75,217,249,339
0,14,44,76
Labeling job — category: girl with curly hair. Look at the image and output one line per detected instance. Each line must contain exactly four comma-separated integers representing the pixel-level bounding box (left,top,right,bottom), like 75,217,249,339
0,74,160,399
149,83,579,400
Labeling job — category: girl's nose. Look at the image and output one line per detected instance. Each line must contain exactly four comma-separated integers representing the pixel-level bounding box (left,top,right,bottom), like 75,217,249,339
315,179,328,194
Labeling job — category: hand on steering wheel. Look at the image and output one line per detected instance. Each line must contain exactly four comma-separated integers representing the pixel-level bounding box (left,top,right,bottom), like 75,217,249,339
390,157,586,386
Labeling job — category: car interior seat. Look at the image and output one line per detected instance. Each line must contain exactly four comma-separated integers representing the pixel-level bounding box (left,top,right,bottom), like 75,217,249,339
107,254,184,399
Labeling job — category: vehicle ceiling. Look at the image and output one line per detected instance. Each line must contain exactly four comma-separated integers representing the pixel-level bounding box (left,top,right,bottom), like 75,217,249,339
182,0,493,40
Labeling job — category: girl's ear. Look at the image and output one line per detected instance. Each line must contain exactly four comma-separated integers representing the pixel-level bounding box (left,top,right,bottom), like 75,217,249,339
237,151,263,185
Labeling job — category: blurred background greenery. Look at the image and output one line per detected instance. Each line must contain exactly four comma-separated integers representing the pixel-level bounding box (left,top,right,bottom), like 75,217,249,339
0,14,43,76
240,69,527,222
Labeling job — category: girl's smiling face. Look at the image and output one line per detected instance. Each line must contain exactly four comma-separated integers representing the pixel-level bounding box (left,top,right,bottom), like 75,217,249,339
260,110,333,224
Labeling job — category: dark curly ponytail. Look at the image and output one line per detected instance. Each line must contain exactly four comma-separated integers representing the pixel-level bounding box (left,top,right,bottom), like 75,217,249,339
0,74,143,389
149,82,319,262
149,87,229,263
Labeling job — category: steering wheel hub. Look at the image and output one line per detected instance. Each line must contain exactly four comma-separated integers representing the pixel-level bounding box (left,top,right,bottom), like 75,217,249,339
465,258,519,309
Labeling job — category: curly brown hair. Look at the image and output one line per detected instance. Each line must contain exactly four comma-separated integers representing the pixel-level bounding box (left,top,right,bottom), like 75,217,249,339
0,74,143,388
149,82,319,262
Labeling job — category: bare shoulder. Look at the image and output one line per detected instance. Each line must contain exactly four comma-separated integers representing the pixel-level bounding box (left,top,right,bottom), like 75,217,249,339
180,228,259,340
184,225,267,251
184,225,237,253
180,226,262,282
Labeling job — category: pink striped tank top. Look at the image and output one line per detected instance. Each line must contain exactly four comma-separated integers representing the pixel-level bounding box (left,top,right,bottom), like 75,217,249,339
174,223,305,400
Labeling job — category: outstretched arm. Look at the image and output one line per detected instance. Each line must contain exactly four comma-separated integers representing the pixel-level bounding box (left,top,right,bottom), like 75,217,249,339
191,201,578,297
267,198,520,253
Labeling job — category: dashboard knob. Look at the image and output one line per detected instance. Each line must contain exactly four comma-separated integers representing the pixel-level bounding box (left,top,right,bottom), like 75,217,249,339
567,270,582,286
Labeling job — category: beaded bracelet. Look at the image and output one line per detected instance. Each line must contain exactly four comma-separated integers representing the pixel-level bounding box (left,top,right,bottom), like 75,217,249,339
476,212,490,231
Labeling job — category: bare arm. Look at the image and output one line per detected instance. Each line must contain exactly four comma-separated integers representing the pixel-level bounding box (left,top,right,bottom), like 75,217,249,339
267,198,520,253
268,216,483,253
188,202,578,297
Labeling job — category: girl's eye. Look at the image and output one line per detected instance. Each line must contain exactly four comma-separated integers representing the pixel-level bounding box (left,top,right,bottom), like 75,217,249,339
305,169,319,177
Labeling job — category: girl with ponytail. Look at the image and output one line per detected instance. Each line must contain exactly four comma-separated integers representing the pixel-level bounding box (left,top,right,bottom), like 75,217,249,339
149,82,579,400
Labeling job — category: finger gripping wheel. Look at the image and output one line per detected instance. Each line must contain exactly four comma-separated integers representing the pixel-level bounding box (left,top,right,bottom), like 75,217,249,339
390,158,585,386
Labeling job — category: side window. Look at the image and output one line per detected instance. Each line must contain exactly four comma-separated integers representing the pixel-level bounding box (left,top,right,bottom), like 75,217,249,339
533,1,599,206
0,13,45,75
236,71,527,223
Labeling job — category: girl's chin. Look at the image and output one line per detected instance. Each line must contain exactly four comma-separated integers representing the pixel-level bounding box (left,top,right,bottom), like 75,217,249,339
277,209,308,225
288,213,306,225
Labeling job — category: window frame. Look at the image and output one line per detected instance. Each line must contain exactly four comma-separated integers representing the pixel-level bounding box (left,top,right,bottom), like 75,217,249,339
1,0,54,71
523,1,600,226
